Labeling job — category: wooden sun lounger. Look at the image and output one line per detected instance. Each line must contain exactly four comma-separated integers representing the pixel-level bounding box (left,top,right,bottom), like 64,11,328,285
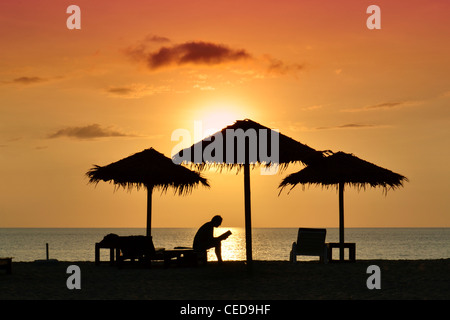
164,247,207,267
95,234,165,268
290,228,328,263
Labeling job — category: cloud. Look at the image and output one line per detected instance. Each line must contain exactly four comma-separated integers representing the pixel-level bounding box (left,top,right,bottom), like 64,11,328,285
193,84,215,91
105,84,169,98
13,76,47,84
144,34,171,43
316,123,379,130
301,105,322,111
124,35,172,61
146,41,251,69
365,102,404,110
48,124,137,140
124,36,306,81
126,39,251,70
342,101,407,112
263,55,305,76
1,76,48,85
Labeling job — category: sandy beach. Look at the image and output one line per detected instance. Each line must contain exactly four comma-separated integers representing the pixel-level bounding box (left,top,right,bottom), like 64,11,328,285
1,259,448,300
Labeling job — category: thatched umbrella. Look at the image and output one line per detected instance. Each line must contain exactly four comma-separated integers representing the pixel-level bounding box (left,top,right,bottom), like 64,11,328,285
86,147,209,237
173,119,324,264
279,151,408,260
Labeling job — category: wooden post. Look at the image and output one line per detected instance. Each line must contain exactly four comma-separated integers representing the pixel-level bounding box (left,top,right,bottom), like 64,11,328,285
95,243,100,265
147,186,153,237
339,182,345,261
46,243,49,260
244,162,252,266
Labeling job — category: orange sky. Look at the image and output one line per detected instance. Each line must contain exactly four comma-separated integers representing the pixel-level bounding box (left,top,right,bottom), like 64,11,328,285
1,0,449,228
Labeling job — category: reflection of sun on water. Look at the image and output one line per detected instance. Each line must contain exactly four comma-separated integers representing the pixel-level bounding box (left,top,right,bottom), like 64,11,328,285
209,228,321,262
210,227,245,261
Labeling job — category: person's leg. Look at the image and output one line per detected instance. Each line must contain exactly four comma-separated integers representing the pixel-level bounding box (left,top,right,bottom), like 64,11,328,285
214,242,223,263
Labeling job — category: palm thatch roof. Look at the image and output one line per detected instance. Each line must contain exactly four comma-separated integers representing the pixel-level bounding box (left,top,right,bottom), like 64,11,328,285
279,151,408,193
279,151,408,261
86,147,209,237
86,147,209,194
173,118,324,171
172,118,324,265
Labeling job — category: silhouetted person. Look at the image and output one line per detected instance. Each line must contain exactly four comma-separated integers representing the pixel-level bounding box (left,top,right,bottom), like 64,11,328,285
193,215,231,263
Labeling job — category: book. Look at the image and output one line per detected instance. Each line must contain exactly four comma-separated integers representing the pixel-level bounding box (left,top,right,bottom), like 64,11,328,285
218,230,232,241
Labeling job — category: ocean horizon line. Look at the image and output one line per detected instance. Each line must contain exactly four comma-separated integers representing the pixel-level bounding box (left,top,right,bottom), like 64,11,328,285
1,226,449,229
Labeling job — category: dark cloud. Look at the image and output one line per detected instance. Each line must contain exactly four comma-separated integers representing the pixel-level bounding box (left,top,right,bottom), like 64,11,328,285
127,40,251,70
48,124,135,140
365,102,404,110
342,101,407,112
124,35,172,61
264,55,305,75
0,76,48,85
316,123,378,130
144,34,171,43
105,84,169,98
107,87,134,96
13,76,47,84
1,76,65,86
124,37,305,79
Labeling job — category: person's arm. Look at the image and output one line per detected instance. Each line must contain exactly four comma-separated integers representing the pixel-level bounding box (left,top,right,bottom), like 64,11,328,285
217,230,232,241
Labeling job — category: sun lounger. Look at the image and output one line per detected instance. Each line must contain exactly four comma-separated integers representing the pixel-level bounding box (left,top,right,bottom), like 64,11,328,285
95,234,165,268
165,247,207,267
290,228,328,263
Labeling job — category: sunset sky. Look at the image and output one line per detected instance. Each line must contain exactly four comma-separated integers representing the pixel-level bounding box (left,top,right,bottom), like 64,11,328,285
1,0,449,229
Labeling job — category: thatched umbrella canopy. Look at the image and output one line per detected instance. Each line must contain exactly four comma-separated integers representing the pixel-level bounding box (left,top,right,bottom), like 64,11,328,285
173,119,324,264
279,151,408,260
86,147,209,237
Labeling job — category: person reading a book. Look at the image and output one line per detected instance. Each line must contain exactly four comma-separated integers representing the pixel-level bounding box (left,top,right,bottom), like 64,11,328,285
193,215,231,263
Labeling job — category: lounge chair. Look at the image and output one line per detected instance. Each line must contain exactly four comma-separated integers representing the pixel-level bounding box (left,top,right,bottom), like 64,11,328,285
95,234,165,268
115,235,166,268
164,247,207,267
290,228,328,263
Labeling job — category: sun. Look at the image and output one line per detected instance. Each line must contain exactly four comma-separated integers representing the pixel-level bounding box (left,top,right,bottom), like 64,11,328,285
202,111,237,135
196,106,243,139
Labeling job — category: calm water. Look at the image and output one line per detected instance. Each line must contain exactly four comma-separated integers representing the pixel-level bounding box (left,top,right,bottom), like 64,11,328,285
0,228,449,262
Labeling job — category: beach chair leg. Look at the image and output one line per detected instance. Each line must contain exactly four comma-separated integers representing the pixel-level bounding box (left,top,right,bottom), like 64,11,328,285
7,260,12,274
290,243,297,263
95,243,100,265
322,247,328,264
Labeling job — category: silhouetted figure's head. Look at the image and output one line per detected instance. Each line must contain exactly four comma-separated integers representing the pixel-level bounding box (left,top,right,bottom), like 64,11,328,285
211,215,222,227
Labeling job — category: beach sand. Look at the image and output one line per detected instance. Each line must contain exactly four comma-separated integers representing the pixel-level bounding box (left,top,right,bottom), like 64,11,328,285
0,259,449,300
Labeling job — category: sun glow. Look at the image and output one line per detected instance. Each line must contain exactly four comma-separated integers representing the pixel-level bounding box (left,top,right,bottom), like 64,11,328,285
199,110,240,138
171,103,251,157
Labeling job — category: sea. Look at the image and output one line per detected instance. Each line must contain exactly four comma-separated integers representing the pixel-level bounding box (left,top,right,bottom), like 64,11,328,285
0,228,449,262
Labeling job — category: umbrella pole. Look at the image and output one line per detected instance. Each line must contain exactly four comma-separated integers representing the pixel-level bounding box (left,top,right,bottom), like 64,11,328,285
244,162,253,266
339,182,345,261
147,186,153,237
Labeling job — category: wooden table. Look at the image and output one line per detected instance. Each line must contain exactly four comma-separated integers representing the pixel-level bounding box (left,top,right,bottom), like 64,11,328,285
95,242,120,265
327,243,356,262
